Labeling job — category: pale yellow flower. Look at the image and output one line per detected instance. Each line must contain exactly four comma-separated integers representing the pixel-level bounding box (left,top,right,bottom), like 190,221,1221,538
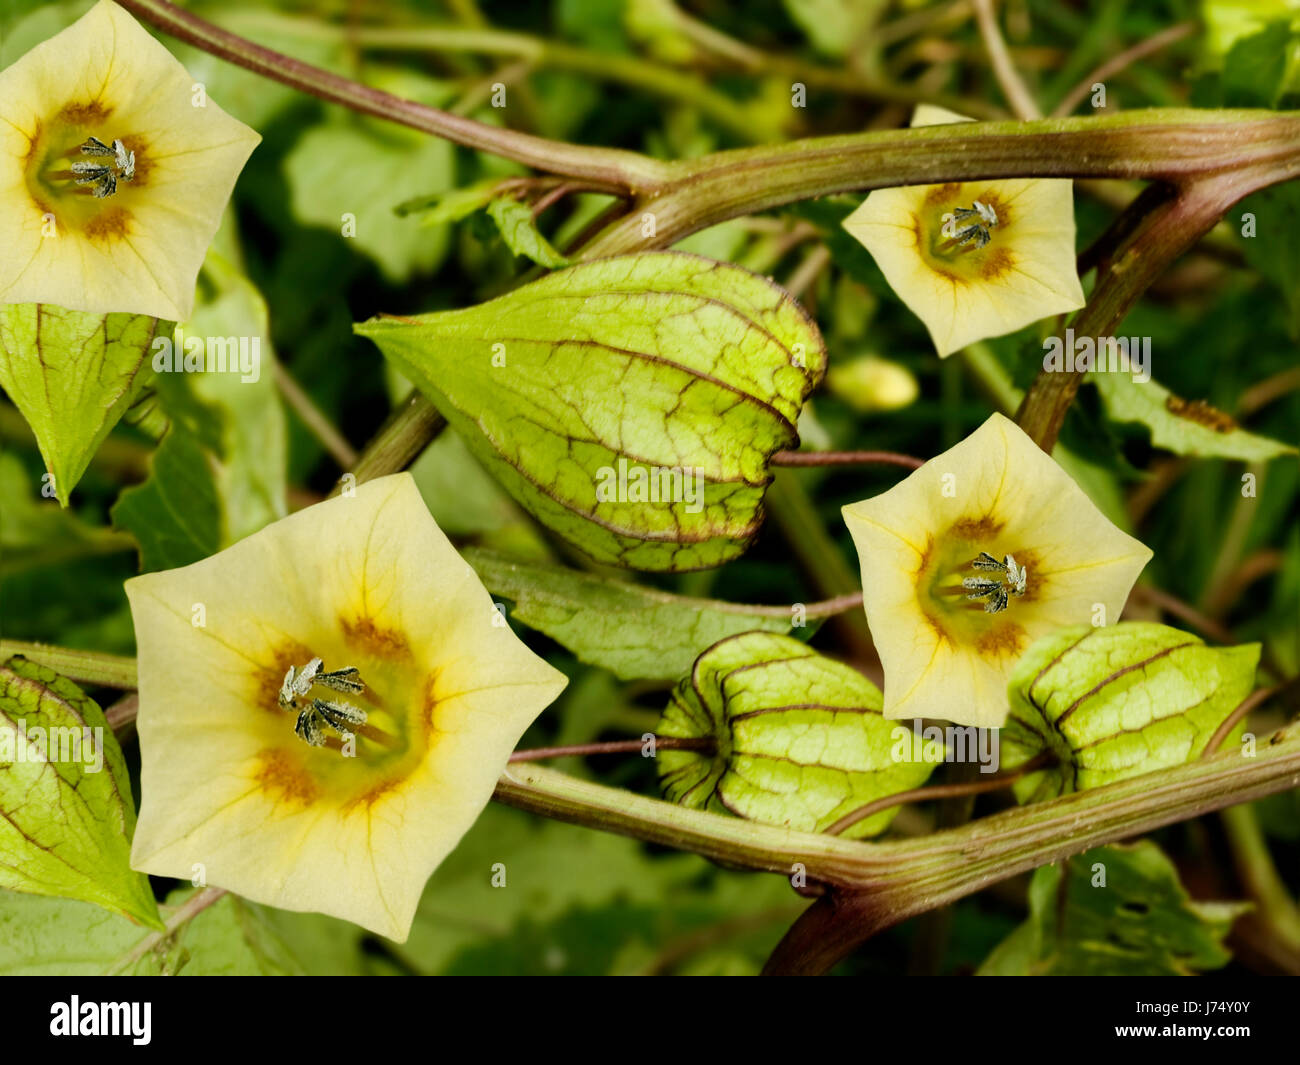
842,105,1085,357
125,474,567,941
0,0,259,320
842,413,1151,728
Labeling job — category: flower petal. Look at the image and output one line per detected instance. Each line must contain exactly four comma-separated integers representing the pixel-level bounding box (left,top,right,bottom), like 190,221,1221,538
127,473,567,940
843,414,1152,727
0,1,259,319
842,106,1085,357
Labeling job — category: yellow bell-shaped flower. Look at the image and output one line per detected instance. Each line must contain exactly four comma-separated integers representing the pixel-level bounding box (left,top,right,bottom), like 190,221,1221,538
842,414,1151,727
126,474,567,941
0,0,260,319
843,105,1086,357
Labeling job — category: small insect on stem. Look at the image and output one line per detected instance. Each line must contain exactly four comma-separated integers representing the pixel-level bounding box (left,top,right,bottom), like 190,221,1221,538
69,136,135,199
962,551,1027,614
278,656,369,749
939,200,998,251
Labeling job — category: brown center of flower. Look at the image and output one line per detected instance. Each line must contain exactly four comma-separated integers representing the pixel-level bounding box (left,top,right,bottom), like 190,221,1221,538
251,619,436,811
915,532,1038,662
916,517,1042,652
23,104,149,242
912,185,1018,285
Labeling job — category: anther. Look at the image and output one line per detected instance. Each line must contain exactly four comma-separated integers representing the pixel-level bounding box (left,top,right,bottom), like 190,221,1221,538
67,136,135,198
279,656,370,749
960,551,1027,614
938,200,998,252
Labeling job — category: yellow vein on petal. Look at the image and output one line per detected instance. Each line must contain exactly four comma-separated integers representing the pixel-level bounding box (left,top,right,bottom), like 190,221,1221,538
843,510,926,557
1005,262,1079,301
356,483,406,619
137,784,264,860
1046,553,1151,575
135,588,280,675
432,678,562,706
146,137,261,163
859,220,917,232
887,637,946,716
364,805,402,931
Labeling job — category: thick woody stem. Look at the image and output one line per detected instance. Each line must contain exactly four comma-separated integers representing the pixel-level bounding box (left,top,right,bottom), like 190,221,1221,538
581,112,1300,256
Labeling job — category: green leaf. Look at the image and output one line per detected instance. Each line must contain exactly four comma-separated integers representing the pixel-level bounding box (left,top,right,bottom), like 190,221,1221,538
441,897,791,975
397,804,793,975
1090,371,1296,461
399,804,698,973
557,0,630,53
978,842,1248,975
0,892,161,976
355,252,827,571
0,888,367,975
657,631,942,837
781,0,885,58
1002,622,1260,803
1221,19,1300,106
0,657,162,929
0,453,137,649
1254,790,1300,840
285,111,454,282
110,428,222,571
111,249,287,571
486,196,572,268
0,0,93,68
0,305,169,506
146,888,352,976
624,0,697,63
409,428,530,536
442,902,667,975
172,251,288,544
1203,0,1300,60
394,178,502,224
1241,180,1300,338
252,905,371,976
464,546,793,680
0,452,126,560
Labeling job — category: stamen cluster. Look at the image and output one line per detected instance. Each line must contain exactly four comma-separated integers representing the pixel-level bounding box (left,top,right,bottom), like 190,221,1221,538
69,136,135,198
277,657,368,748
